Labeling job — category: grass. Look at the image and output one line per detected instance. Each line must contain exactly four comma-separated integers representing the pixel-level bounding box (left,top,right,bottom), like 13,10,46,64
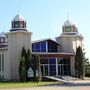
0,81,63,89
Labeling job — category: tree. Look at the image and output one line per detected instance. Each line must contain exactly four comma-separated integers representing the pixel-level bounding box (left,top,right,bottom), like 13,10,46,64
25,49,32,80
21,47,26,57
32,53,41,82
32,54,37,82
19,47,41,82
19,47,32,82
35,53,41,82
19,57,26,82
75,46,85,79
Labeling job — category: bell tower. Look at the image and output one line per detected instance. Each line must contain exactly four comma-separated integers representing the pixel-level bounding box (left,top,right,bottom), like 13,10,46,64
56,20,83,53
7,15,32,80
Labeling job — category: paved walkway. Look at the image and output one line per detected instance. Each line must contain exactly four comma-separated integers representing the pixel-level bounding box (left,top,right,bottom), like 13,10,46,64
2,86,90,90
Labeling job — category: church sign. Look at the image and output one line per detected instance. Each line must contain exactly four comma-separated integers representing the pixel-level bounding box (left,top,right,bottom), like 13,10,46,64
28,67,34,77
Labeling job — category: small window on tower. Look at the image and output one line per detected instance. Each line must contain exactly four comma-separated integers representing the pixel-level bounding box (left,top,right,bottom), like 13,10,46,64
1,38,5,43
1,38,3,42
20,22,23,28
14,22,20,28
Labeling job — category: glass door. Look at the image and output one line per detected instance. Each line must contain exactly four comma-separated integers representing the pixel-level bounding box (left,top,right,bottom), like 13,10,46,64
58,64,64,76
41,65,48,76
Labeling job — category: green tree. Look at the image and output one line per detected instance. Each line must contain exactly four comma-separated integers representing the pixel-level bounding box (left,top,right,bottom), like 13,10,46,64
19,47,32,82
19,47,41,82
25,49,32,80
75,46,85,79
35,53,41,82
19,57,26,82
32,53,41,82
21,47,26,57
32,54,37,82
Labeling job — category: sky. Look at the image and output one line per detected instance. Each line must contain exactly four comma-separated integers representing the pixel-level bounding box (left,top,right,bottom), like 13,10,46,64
0,0,90,60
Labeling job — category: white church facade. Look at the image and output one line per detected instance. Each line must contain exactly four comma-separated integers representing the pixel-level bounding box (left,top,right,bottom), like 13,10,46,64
0,15,83,81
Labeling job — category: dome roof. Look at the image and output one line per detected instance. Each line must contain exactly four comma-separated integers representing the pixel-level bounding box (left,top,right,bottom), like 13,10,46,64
64,20,74,26
13,15,25,21
0,32,6,37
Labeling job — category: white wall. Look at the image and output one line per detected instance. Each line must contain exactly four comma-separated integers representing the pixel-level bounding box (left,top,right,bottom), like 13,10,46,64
70,56,75,76
7,31,32,80
0,49,11,80
56,35,83,53
56,36,73,53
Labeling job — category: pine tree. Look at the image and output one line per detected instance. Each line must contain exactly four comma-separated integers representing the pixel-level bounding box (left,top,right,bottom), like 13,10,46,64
25,49,32,80
19,47,31,82
19,57,26,82
19,47,41,82
35,53,41,82
75,46,85,79
32,53,41,82
32,54,37,82
21,47,26,57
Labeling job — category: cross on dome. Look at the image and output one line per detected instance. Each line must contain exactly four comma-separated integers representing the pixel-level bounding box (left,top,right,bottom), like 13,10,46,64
64,20,74,26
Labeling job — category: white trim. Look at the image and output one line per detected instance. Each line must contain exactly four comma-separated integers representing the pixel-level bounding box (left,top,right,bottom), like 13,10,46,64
32,38,62,46
6,30,32,35
32,38,51,43
46,41,48,52
10,28,27,30
56,58,58,77
33,52,75,56
56,34,83,39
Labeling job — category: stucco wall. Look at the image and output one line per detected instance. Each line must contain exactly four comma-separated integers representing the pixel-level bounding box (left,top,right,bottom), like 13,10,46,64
56,35,83,53
70,56,75,76
7,31,32,80
0,49,11,80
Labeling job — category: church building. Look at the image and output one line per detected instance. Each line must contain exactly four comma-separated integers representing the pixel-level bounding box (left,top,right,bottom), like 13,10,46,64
0,15,83,81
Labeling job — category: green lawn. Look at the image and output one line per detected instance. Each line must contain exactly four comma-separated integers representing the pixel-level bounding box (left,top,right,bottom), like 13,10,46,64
0,81,63,89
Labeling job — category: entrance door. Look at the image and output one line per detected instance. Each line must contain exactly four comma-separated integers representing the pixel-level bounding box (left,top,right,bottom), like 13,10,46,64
41,65,48,76
58,64,64,76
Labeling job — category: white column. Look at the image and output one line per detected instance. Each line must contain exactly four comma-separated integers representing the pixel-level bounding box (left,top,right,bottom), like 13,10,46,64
70,56,75,76
48,58,50,76
46,41,48,52
56,58,58,77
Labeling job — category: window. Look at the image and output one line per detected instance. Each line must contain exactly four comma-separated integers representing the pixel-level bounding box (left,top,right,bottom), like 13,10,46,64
0,75,4,81
35,43,40,52
2,75,4,80
14,21,20,28
32,41,47,52
57,58,63,64
41,41,46,52
48,41,57,52
2,54,4,71
32,44,35,52
0,75,1,80
49,58,56,64
49,65,56,76
1,38,3,42
66,59,70,64
0,54,4,72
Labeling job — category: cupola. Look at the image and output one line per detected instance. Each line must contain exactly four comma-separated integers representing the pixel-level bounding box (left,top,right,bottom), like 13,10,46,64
62,20,78,33
10,15,27,31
